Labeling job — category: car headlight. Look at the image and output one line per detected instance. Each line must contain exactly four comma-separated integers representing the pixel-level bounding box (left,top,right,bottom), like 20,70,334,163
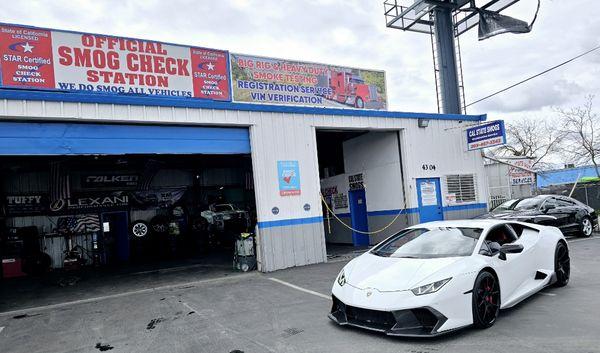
337,270,346,287
411,278,451,296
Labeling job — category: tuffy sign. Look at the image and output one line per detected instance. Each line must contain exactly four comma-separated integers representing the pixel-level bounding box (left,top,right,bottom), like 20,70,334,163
0,24,230,101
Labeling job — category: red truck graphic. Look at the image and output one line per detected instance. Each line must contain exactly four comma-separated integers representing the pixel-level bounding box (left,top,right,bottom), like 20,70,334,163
317,70,385,109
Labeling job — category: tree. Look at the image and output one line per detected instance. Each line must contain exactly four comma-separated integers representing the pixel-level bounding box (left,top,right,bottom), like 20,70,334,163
493,116,565,170
556,95,600,178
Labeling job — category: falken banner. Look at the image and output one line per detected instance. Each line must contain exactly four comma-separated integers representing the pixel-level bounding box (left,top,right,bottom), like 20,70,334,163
230,53,387,110
0,24,231,101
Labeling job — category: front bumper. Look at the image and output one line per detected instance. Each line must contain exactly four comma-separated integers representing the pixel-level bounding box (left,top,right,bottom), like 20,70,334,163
329,295,452,337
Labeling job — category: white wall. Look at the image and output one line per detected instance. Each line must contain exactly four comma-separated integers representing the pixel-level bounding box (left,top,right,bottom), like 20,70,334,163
0,98,489,271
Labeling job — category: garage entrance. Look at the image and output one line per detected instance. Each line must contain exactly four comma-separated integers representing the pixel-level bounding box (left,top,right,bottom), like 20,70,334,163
0,121,257,282
316,129,409,251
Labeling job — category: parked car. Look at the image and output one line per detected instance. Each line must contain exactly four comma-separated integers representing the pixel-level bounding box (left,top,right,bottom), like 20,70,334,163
479,195,598,237
330,219,569,336
201,203,251,231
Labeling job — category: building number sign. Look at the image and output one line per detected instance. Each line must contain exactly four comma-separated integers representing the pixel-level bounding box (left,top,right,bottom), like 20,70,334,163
422,164,436,171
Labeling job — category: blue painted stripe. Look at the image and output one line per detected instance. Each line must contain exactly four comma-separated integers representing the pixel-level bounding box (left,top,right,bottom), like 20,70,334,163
0,89,486,122
257,216,323,229
334,203,488,219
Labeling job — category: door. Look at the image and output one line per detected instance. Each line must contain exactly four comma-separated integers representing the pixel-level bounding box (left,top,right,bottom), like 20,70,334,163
101,212,130,264
416,178,443,223
348,189,369,246
542,197,572,232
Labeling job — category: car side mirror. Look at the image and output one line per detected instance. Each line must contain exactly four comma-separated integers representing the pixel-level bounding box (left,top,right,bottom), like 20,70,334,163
498,243,524,261
541,204,556,213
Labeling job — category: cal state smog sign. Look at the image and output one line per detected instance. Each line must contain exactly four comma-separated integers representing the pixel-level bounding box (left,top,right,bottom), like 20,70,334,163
466,120,506,151
0,24,230,101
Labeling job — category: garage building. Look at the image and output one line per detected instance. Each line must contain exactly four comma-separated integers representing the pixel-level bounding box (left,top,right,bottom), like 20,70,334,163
0,23,490,274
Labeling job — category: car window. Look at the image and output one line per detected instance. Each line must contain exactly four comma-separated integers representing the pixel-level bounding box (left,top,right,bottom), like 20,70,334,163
371,227,483,259
556,198,575,207
512,197,545,211
543,198,559,208
491,199,519,213
484,225,518,246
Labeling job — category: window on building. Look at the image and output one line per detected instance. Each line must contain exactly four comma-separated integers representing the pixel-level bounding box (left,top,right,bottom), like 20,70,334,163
445,174,477,204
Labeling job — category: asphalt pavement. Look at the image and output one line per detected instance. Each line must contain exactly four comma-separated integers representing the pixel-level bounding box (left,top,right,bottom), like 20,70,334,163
0,235,599,353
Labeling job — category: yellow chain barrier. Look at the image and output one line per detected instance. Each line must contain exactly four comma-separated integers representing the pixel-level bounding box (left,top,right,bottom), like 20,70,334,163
320,193,406,235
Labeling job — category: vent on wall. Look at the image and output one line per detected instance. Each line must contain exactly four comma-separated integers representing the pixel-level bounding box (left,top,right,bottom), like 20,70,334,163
445,174,477,204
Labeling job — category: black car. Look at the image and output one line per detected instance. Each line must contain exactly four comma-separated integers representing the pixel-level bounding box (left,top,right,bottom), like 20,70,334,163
480,195,598,237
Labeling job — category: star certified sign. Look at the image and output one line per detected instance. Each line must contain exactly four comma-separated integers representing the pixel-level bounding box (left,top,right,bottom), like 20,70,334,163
206,62,215,70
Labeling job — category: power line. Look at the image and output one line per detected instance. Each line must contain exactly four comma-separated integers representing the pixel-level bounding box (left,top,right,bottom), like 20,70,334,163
466,45,600,108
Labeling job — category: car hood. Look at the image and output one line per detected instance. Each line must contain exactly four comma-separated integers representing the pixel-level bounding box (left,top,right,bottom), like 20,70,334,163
344,253,464,292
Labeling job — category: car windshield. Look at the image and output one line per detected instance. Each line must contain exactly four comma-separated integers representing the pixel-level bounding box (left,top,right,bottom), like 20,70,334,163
214,204,234,212
491,196,545,212
512,197,545,211
370,227,483,259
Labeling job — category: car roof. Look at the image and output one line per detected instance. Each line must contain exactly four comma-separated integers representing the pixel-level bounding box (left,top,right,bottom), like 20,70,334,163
407,219,509,230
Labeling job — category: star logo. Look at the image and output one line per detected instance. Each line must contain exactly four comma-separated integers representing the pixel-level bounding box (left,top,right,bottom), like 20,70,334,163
21,42,34,53
206,62,215,71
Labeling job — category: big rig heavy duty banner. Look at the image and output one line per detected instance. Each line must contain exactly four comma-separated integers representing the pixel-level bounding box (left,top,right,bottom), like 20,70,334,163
0,24,231,101
230,53,387,110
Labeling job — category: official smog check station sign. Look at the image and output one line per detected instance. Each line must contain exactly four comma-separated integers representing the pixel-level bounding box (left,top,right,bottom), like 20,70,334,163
0,24,231,101
466,120,506,151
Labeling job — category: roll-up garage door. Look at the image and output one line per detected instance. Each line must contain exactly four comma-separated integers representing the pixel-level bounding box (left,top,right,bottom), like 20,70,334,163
0,121,250,155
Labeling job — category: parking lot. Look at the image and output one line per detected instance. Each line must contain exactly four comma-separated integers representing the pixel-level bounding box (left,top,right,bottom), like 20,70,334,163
1,235,599,353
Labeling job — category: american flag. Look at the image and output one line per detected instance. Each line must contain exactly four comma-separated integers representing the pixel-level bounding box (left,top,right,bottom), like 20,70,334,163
49,161,71,202
65,214,101,233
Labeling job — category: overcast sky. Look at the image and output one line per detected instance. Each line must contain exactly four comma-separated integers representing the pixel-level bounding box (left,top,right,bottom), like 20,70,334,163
3,0,598,121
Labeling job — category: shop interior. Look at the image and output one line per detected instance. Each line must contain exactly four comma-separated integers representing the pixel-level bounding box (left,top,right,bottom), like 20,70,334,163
0,154,257,281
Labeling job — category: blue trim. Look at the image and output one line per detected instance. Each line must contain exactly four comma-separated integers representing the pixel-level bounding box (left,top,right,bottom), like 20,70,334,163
0,89,486,122
367,208,418,216
442,203,488,212
257,216,323,229
0,121,250,155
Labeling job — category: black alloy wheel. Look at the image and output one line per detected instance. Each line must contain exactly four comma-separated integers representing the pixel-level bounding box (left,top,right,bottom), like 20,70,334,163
554,242,570,287
472,271,500,329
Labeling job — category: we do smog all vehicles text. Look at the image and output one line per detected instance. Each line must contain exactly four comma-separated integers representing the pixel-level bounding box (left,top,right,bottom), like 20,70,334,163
0,24,231,100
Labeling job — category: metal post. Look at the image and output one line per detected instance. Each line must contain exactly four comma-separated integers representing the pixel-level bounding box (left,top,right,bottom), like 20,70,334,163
433,7,462,114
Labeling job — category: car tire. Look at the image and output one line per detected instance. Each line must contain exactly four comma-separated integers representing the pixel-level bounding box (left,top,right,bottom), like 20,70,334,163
355,97,364,109
579,216,593,238
130,220,149,238
553,241,570,287
472,271,500,329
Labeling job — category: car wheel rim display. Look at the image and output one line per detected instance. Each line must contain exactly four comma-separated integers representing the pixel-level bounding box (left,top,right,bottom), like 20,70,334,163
556,245,570,283
476,275,499,325
583,219,592,236
133,223,148,237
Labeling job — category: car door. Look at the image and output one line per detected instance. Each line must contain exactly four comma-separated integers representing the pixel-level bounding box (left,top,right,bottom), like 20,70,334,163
541,197,571,231
556,197,581,233
481,224,532,304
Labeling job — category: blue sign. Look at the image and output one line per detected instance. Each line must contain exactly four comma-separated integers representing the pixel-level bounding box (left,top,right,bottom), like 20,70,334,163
466,120,506,151
277,160,301,196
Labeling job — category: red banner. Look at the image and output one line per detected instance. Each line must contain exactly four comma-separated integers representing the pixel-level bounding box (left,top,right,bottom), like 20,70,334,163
0,24,230,101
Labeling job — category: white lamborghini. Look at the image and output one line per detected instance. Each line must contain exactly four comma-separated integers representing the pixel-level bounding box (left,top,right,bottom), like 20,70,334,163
329,219,570,337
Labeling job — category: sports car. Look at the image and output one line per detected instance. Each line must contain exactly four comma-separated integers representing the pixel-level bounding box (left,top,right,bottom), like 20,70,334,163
329,219,570,337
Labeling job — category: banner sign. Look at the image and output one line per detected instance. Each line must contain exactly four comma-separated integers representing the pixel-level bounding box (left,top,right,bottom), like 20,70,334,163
277,160,301,196
3,194,47,215
231,53,387,110
466,120,506,151
81,173,139,189
508,158,535,185
0,24,231,101
49,192,129,214
130,187,187,209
